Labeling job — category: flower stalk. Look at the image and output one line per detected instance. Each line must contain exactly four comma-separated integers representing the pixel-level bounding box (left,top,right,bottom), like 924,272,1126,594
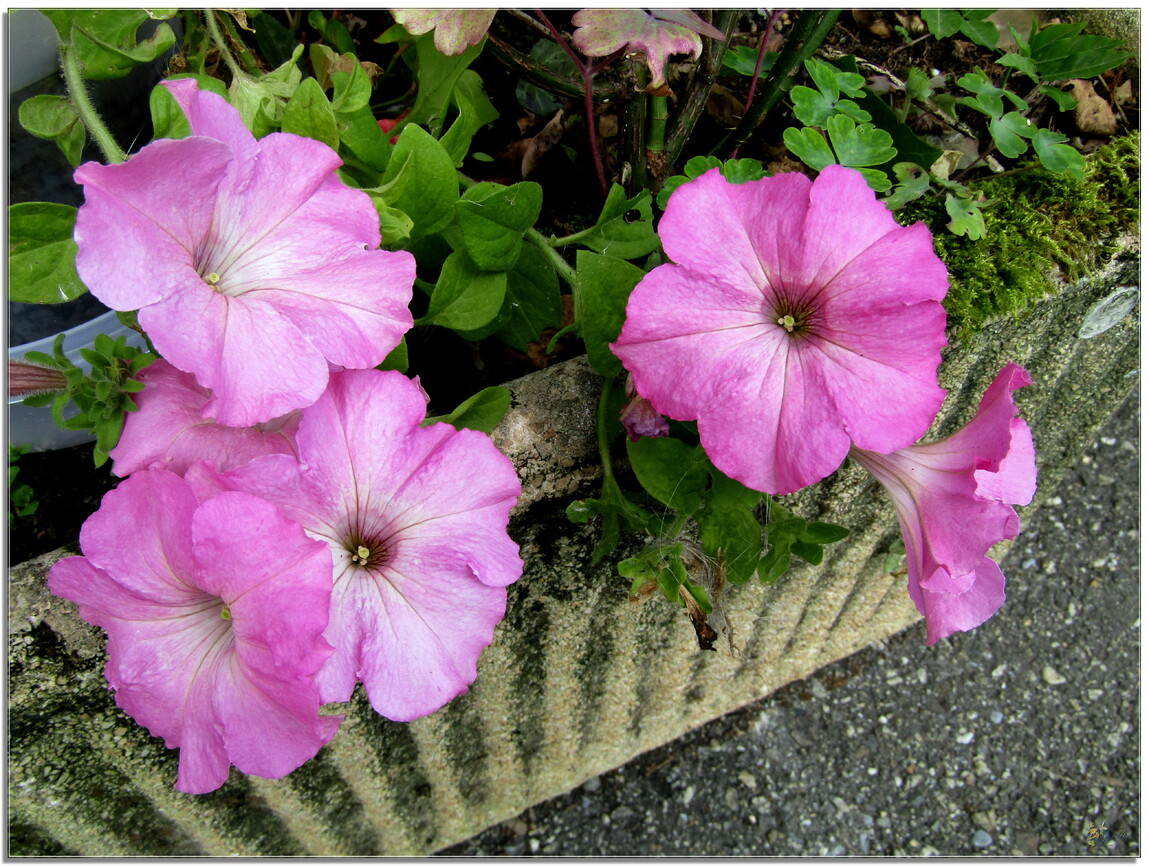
57,39,126,164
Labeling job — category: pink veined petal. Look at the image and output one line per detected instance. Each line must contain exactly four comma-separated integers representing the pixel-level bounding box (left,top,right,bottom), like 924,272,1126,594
977,417,1036,506
71,469,200,598
321,548,508,719
110,360,300,477
162,78,258,168
73,138,231,311
139,286,331,427
920,556,1007,646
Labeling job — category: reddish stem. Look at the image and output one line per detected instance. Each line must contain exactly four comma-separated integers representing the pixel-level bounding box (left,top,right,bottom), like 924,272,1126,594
733,10,785,159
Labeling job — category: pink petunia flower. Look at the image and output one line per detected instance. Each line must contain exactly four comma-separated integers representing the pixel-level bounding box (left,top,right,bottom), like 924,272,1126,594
72,78,415,427
572,9,726,90
850,363,1037,644
188,369,524,722
48,470,341,794
611,165,950,495
110,359,300,478
391,9,496,55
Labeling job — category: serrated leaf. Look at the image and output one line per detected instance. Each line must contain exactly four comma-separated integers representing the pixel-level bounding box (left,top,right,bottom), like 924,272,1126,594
783,125,836,172
719,158,766,184
884,163,931,209
945,193,987,240
989,112,1032,158
575,250,646,378
8,203,88,304
1031,128,1085,180
454,181,542,271
420,249,507,330
826,115,896,167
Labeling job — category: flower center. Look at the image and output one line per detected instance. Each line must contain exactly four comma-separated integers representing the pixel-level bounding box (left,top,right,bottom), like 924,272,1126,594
220,604,232,621
346,538,388,570
770,298,815,338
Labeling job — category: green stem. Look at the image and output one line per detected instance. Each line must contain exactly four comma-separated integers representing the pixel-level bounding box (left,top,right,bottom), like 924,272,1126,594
205,9,244,82
219,12,262,76
646,95,668,153
711,10,841,157
58,40,126,164
596,376,622,494
664,9,738,172
526,228,578,291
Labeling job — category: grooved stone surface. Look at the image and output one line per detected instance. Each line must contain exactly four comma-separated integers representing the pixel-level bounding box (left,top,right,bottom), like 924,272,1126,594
8,248,1139,856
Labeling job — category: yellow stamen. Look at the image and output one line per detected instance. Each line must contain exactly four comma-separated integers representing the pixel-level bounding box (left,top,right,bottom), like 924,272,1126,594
220,605,232,620
777,314,797,333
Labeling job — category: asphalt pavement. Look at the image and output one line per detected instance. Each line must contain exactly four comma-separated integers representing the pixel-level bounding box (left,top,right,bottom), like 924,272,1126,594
442,389,1140,857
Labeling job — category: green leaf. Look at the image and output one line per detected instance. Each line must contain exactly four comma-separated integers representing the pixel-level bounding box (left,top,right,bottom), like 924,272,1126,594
1040,84,1078,111
989,112,1034,159
719,158,766,185
625,437,708,513
697,468,764,585
308,9,356,55
427,386,511,433
493,241,563,350
825,115,897,168
884,163,931,209
682,580,713,614
790,84,838,128
567,498,601,524
945,193,987,240
790,539,824,565
441,70,500,167
1029,21,1134,81
515,38,577,115
575,251,646,378
921,9,964,39
454,181,543,271
371,124,459,238
800,522,849,544
758,539,792,584
281,77,339,150
721,45,777,77
377,338,408,373
905,67,934,102
958,13,1000,50
44,10,176,80
405,31,485,136
249,10,302,69
8,203,88,304
1031,128,1085,180
570,184,660,260
18,95,86,166
996,52,1039,81
331,58,373,114
783,125,836,172
420,249,507,330
957,68,1004,118
228,43,305,137
373,204,415,247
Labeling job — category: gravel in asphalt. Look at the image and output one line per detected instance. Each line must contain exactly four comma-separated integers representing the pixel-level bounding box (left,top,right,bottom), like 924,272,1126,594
442,390,1140,857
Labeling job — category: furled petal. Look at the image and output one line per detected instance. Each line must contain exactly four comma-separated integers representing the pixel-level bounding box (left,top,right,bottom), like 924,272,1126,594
111,359,300,477
613,166,949,494
47,470,339,794
851,364,1037,644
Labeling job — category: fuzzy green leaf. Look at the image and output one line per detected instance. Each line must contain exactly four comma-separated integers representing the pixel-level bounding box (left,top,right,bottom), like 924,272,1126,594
697,468,763,585
573,184,660,260
43,10,176,80
18,95,87,167
626,437,708,514
371,124,458,238
426,386,511,433
454,181,542,271
8,203,88,304
440,70,500,167
281,77,339,150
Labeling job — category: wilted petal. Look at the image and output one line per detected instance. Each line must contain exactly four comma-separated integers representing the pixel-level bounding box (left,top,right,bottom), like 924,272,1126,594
851,364,1037,644
391,9,495,55
572,9,723,88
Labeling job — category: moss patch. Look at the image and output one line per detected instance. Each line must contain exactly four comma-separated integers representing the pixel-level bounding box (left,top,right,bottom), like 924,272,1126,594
900,132,1139,339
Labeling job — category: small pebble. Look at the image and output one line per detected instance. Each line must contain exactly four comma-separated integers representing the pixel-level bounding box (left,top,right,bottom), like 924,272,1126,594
738,771,757,790
990,710,1004,724
956,731,975,745
991,664,1007,678
972,830,993,849
1042,666,1067,685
